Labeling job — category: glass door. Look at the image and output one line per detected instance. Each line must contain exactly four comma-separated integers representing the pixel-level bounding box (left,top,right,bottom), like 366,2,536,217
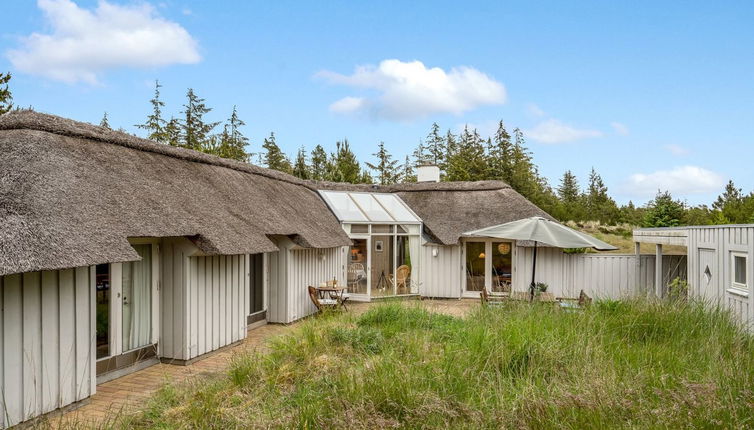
348,238,369,295
490,242,513,294
121,244,153,352
465,241,486,293
95,264,111,359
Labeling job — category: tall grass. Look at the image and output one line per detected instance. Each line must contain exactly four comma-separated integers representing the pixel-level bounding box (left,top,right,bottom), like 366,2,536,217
112,300,754,429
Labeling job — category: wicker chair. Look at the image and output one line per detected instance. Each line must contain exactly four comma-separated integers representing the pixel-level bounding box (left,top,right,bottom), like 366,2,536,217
389,265,411,292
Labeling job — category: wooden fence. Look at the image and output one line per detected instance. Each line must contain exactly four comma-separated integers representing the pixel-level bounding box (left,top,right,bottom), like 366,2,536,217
567,254,687,299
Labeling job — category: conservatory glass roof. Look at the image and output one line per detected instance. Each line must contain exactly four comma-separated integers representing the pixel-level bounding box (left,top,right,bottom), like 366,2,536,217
318,190,422,224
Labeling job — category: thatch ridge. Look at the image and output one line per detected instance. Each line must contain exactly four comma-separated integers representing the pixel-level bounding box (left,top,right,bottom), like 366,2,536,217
0,110,350,276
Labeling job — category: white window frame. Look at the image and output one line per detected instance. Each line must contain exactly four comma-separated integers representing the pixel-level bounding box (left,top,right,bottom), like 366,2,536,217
730,252,748,292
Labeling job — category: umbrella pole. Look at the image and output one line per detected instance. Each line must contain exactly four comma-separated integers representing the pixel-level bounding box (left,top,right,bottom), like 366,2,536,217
530,241,538,302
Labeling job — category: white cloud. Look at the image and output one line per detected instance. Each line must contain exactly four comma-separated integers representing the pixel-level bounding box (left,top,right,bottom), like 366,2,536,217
317,59,506,121
664,144,689,156
7,0,200,84
626,166,724,197
524,119,603,144
526,103,546,117
610,121,629,136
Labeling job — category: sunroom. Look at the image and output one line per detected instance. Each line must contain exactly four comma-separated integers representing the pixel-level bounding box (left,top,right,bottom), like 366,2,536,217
319,190,423,301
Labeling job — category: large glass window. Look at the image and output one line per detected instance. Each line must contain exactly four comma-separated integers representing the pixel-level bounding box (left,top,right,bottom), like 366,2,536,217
250,253,264,314
122,244,152,352
350,193,394,222
465,242,486,292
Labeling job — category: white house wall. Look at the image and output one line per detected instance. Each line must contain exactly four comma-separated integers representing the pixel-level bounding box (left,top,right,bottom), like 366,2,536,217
160,237,249,361
266,237,346,324
420,244,462,298
0,267,94,428
514,246,569,297
687,226,754,330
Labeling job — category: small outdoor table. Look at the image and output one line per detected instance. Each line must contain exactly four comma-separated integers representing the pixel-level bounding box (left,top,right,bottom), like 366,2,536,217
315,285,348,309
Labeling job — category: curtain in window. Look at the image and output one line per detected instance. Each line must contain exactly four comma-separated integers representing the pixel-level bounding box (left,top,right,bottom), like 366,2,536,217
123,244,152,351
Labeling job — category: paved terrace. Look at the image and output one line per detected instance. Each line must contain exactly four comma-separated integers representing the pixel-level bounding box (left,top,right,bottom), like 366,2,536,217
51,299,477,428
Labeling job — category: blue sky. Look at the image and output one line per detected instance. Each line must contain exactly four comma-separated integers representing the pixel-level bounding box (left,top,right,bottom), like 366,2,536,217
3,0,754,206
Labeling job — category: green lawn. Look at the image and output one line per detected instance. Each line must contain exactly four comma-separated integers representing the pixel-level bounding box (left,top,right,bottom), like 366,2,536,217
115,300,753,429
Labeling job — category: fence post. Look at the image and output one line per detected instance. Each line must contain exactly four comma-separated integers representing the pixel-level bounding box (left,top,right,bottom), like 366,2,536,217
655,244,663,298
634,242,641,295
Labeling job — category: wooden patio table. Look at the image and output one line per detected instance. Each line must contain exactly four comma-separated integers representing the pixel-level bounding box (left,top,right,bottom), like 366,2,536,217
315,285,348,309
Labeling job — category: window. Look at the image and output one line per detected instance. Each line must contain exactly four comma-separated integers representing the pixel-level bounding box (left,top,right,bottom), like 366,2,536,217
732,253,747,290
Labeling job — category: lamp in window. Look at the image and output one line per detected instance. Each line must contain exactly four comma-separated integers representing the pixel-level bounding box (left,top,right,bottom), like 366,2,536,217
479,252,486,259
497,243,511,255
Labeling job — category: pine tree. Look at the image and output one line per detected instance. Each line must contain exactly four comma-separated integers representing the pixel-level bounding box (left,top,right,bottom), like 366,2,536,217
557,170,584,221
585,167,619,223
445,126,487,181
441,129,457,175
329,139,361,183
293,146,310,179
359,169,374,184
711,180,746,223
424,122,446,165
310,145,328,180
262,132,292,173
99,112,111,129
164,117,181,147
136,80,166,143
0,72,12,115
400,155,417,183
488,120,513,182
366,141,399,185
215,106,249,162
642,191,686,227
181,88,220,151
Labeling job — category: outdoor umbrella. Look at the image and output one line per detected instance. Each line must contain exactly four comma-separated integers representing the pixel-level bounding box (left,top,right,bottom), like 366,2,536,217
463,217,618,300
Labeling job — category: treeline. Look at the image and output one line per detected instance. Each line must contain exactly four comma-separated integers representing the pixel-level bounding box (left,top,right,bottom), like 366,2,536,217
118,81,754,228
2,73,747,229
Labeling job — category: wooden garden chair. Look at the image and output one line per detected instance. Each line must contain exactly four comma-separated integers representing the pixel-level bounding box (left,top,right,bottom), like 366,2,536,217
308,286,338,313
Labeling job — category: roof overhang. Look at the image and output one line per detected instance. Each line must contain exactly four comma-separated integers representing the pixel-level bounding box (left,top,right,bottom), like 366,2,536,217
633,227,689,246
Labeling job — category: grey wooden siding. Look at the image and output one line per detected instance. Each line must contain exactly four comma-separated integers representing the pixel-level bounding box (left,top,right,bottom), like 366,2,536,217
687,226,753,330
160,237,249,361
185,255,248,359
267,237,346,324
420,244,462,298
0,267,94,428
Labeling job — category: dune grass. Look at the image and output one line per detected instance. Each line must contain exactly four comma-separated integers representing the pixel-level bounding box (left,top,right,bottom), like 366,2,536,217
111,300,753,429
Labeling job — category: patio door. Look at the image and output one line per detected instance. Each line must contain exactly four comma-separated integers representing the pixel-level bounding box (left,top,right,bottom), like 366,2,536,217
348,237,370,296
96,242,159,368
464,240,514,297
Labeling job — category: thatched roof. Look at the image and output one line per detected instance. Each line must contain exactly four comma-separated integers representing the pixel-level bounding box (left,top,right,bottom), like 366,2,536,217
316,181,553,245
0,110,350,276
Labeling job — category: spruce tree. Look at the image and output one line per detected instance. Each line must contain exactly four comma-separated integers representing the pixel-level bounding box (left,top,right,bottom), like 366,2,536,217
442,129,457,174
262,132,292,173
164,117,182,147
400,155,417,183
366,141,399,185
557,170,584,221
99,112,111,129
181,88,219,151
293,146,310,179
136,80,166,143
310,145,328,180
711,180,745,223
445,126,487,181
585,167,619,223
215,106,249,162
0,72,12,115
642,191,686,227
488,120,513,182
330,139,361,183
424,122,446,165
